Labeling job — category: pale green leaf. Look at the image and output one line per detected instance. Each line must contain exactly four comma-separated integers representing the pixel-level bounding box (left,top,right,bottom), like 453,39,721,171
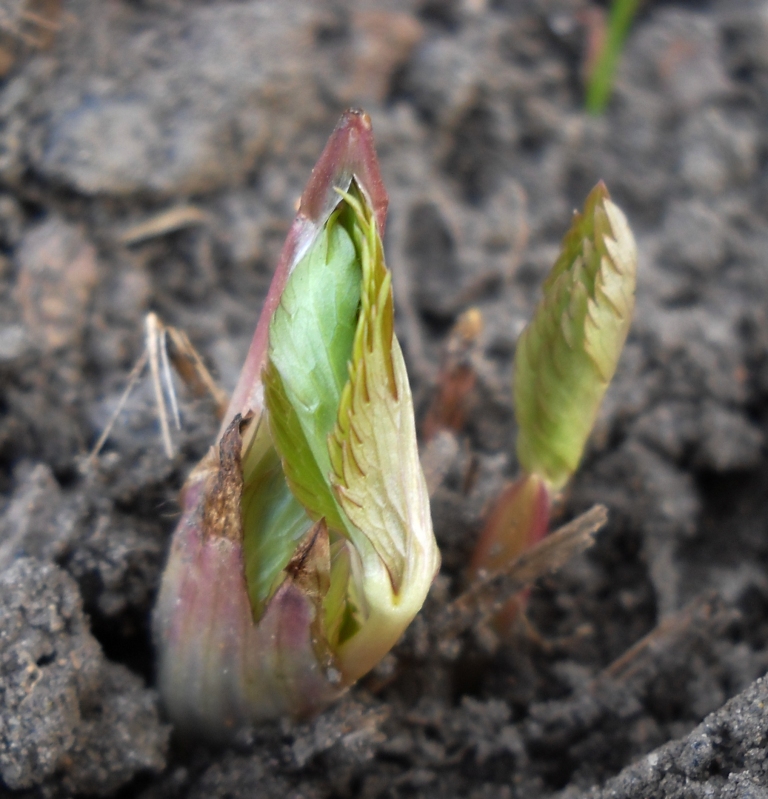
266,207,361,530
514,182,637,490
263,360,347,532
240,417,313,615
329,190,434,596
326,188,439,684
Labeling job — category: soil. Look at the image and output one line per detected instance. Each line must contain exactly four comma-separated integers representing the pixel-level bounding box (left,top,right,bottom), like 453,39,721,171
2,0,768,797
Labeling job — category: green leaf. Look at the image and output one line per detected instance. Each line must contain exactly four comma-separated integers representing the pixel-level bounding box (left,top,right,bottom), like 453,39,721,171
328,190,434,596
240,416,314,616
514,182,636,490
585,0,640,115
263,182,439,685
266,207,361,531
323,540,361,649
325,187,439,684
263,360,347,532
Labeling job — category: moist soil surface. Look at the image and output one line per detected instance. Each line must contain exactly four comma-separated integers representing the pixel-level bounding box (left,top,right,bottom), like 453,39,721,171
2,1,768,797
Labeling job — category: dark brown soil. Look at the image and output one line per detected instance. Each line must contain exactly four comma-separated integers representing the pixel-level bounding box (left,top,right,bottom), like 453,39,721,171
2,1,768,797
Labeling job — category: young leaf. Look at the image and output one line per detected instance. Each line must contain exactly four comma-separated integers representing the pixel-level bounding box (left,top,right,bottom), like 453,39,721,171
514,182,636,490
241,440,314,614
154,110,438,738
327,188,439,681
263,361,348,533
263,209,361,533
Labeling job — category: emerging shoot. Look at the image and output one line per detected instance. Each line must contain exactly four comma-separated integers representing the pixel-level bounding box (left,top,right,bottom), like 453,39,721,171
153,110,439,738
472,183,636,588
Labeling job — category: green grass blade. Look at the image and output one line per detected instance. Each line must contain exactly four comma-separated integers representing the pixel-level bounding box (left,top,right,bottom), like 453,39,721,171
585,0,640,115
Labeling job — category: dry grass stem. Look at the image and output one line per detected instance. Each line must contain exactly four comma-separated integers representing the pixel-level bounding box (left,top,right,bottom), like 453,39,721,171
437,504,608,638
117,205,209,245
89,312,228,461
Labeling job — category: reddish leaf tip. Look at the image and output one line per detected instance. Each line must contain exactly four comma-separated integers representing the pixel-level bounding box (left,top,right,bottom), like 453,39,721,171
220,109,388,434
299,109,388,237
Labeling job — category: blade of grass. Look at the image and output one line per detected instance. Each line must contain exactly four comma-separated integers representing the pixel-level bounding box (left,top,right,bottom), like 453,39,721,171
585,0,640,115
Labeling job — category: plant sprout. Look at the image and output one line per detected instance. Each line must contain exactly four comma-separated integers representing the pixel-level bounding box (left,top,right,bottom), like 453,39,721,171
585,0,640,115
153,110,439,739
471,182,636,584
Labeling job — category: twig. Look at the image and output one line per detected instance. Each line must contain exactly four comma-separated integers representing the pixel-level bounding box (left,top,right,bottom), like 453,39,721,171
436,505,608,638
117,205,209,245
165,326,229,420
